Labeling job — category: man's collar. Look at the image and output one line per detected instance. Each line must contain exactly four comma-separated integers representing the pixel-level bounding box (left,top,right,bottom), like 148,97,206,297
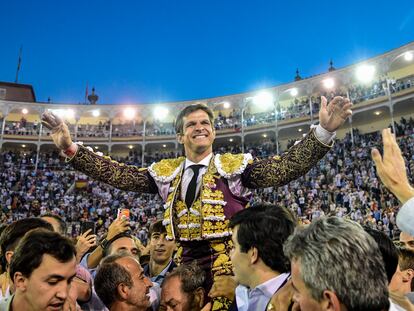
184,153,213,169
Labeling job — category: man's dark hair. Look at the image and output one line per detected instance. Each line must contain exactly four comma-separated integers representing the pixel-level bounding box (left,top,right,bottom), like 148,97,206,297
174,104,215,135
10,228,76,279
41,213,67,235
149,220,167,237
163,261,205,294
229,204,296,273
363,225,399,282
397,247,414,291
95,253,134,309
0,218,54,265
103,232,136,258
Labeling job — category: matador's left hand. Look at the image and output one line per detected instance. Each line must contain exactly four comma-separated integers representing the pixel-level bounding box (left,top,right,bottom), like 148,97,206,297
319,96,352,132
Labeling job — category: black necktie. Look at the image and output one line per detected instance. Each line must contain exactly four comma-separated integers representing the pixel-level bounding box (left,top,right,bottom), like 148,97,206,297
185,165,203,207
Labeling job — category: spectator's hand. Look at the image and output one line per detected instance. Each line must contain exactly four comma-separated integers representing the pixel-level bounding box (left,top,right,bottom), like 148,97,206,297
266,279,294,311
107,217,130,240
200,302,212,311
75,230,97,262
41,111,73,150
209,275,237,301
372,128,414,203
62,295,81,311
319,96,352,132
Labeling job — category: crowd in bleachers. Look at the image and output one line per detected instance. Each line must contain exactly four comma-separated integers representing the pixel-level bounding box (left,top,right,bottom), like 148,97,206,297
3,75,412,140
1,117,414,244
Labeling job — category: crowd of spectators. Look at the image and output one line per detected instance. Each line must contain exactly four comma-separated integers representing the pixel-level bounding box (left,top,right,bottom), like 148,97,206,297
2,75,412,140
1,117,414,245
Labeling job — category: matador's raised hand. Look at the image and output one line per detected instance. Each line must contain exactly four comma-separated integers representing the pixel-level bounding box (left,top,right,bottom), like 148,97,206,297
319,96,353,132
41,111,73,150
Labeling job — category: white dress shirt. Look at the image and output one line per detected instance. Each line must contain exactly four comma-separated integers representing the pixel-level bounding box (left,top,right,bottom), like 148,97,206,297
235,273,290,311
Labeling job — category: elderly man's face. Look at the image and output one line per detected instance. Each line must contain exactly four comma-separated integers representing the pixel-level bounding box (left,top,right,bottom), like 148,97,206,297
291,259,325,311
116,256,152,309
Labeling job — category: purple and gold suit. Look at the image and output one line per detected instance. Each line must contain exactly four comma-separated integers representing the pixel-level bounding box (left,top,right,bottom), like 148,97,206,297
69,129,331,310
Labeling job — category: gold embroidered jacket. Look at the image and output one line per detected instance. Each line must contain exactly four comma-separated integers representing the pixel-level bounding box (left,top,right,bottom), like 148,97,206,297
69,129,331,193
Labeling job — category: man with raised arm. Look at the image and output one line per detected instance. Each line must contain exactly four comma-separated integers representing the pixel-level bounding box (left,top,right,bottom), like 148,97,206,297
42,96,352,310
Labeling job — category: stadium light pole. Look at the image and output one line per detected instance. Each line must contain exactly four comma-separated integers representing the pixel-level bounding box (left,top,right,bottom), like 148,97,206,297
0,107,9,150
242,91,275,153
241,100,247,153
35,116,43,171
273,96,279,155
141,118,147,166
385,78,396,134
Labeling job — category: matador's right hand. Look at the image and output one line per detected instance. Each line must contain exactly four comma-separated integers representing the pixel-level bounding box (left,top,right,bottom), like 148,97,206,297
41,111,73,150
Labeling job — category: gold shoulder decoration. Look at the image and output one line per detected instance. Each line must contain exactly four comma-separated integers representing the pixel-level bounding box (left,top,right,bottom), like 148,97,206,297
214,153,253,179
148,157,185,183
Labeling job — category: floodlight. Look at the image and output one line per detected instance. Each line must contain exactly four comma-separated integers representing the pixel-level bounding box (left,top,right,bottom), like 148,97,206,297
66,109,75,119
252,92,274,107
356,64,376,83
289,88,298,97
123,108,136,119
404,52,413,61
154,107,169,120
92,110,100,117
229,138,233,142
22,108,28,114
128,145,133,149
322,78,335,89
223,102,230,109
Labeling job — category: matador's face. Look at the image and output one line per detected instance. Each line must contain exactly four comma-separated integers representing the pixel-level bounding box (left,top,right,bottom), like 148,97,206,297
178,109,216,156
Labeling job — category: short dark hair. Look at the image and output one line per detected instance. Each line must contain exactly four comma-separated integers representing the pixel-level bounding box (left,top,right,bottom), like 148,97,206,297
95,253,134,308
229,204,296,273
175,104,215,135
363,226,399,283
0,218,54,264
149,220,166,237
103,232,136,258
397,247,414,291
163,261,205,294
41,213,67,235
10,228,76,279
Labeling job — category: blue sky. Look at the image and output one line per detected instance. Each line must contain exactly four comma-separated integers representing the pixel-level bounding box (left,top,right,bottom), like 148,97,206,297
0,0,413,104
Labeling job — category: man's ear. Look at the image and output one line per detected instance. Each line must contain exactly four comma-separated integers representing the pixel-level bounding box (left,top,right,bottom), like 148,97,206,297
117,283,130,301
249,247,259,265
5,251,14,265
403,268,414,283
13,272,28,292
194,287,205,308
177,134,184,145
321,290,342,311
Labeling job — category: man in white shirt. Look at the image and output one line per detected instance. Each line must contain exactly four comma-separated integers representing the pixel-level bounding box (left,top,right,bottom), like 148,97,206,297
228,204,295,311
